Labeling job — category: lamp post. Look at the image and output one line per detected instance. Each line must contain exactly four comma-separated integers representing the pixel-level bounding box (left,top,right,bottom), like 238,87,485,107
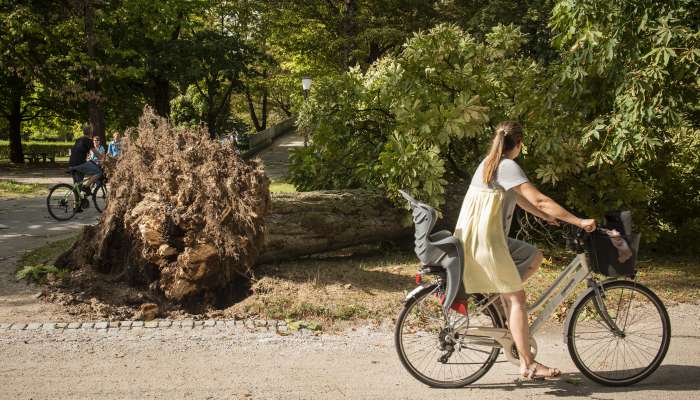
301,76,312,99
301,76,312,146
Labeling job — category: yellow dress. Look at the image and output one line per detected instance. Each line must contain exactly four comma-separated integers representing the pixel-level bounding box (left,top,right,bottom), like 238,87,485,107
453,186,524,293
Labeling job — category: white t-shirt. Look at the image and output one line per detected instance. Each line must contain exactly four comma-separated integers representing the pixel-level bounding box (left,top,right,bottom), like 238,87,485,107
470,158,529,234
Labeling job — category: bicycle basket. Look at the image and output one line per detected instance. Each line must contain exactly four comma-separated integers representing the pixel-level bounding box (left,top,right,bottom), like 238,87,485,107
585,210,640,277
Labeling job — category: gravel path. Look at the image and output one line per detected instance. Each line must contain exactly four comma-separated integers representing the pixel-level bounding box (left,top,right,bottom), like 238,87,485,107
2,303,699,399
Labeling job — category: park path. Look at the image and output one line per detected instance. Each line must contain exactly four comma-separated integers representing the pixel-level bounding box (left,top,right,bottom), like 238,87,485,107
1,302,699,399
252,130,304,181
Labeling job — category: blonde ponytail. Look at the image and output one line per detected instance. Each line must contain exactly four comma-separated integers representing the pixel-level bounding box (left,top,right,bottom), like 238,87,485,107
482,121,523,184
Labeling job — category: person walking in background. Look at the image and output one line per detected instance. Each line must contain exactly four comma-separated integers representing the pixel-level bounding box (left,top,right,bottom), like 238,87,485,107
108,131,122,157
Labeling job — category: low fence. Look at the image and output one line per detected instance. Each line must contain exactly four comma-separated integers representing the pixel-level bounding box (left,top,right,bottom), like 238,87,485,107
242,117,296,158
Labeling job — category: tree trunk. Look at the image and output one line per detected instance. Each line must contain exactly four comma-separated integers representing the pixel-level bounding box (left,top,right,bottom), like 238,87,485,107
260,87,268,131
257,190,411,264
257,184,467,264
84,0,106,142
152,76,171,117
8,94,24,164
245,88,262,132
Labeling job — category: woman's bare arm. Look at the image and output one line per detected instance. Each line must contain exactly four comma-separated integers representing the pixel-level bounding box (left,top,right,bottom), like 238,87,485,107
513,182,596,231
515,193,554,222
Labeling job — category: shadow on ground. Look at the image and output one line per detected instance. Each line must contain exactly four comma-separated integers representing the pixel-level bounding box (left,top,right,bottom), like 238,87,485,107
467,364,700,397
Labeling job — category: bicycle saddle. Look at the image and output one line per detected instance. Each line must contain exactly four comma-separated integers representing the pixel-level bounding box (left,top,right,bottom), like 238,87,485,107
398,190,464,314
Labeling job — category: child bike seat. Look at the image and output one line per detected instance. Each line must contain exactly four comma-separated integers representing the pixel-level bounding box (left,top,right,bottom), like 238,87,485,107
398,190,464,314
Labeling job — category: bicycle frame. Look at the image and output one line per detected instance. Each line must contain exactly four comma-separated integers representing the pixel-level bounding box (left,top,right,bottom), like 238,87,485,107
450,252,615,365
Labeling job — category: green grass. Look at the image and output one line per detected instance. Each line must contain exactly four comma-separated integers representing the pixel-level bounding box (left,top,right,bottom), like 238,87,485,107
231,247,700,327
0,180,48,198
16,236,77,283
269,181,297,193
20,236,77,266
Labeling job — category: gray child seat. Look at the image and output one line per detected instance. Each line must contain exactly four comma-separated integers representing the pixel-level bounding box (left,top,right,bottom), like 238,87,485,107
398,190,464,314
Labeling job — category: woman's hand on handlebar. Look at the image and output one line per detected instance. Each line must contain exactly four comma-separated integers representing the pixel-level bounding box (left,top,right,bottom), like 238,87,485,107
578,218,597,232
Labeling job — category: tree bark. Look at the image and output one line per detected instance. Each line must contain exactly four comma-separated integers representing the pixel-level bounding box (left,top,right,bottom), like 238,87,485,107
257,190,411,264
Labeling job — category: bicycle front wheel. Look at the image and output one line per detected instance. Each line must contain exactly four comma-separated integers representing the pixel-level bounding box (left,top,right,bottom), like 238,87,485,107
46,184,78,221
567,280,670,386
395,285,502,388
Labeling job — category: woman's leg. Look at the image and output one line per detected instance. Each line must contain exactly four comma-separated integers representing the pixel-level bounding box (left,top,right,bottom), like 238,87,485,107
501,290,559,378
520,250,544,282
498,250,543,323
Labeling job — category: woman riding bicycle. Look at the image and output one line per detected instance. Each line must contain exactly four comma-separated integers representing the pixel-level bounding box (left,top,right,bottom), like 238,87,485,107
453,121,597,380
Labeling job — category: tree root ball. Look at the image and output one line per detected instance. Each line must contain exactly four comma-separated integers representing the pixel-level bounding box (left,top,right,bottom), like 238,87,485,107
56,107,270,303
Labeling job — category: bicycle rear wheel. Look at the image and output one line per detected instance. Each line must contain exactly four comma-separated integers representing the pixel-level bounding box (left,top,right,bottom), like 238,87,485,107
395,285,502,388
567,280,670,386
46,184,78,221
92,182,108,213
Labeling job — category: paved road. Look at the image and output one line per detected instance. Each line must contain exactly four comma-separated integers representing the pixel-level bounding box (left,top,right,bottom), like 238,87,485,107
253,131,303,181
1,303,699,399
0,196,99,323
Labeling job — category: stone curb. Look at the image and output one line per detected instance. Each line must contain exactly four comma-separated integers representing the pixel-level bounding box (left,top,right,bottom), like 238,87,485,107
0,319,288,334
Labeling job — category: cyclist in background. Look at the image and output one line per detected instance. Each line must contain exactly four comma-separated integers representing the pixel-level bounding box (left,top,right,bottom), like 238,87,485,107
68,126,105,191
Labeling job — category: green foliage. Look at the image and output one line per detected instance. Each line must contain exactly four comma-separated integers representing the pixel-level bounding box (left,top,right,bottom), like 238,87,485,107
0,140,72,159
291,24,586,210
550,0,699,166
15,264,67,282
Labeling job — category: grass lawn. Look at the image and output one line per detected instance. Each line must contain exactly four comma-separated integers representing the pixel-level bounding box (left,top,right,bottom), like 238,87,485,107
21,233,698,329
230,247,700,328
269,180,297,193
0,180,48,198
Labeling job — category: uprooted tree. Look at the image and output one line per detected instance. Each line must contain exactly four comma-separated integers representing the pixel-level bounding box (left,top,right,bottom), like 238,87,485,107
56,108,271,304
56,108,443,306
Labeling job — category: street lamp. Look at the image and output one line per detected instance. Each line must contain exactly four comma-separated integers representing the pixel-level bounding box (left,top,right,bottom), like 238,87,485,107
301,76,312,146
301,76,312,99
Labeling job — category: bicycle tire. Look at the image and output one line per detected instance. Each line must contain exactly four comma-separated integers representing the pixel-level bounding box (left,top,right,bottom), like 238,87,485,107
395,285,502,388
92,182,108,213
46,183,78,221
567,280,670,386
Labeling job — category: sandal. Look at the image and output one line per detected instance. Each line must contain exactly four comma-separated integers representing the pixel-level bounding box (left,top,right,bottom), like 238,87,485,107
521,362,560,380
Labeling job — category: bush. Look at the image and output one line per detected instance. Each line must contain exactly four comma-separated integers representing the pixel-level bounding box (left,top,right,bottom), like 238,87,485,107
0,140,73,160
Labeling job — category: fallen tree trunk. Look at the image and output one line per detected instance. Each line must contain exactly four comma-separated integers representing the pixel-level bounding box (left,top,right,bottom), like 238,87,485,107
258,184,467,264
259,190,410,264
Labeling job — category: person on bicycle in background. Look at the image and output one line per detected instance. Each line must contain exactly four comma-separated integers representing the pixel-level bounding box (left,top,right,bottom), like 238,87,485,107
453,121,597,380
68,125,105,192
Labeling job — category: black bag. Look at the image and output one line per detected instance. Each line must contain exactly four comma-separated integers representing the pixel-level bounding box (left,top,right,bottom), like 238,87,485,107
585,211,641,277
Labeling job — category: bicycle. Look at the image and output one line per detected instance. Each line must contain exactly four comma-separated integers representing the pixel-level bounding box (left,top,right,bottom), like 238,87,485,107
46,170,108,221
394,190,670,387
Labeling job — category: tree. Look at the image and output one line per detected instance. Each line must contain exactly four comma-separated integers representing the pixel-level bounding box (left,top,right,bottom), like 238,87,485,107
111,0,206,118
0,1,64,163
